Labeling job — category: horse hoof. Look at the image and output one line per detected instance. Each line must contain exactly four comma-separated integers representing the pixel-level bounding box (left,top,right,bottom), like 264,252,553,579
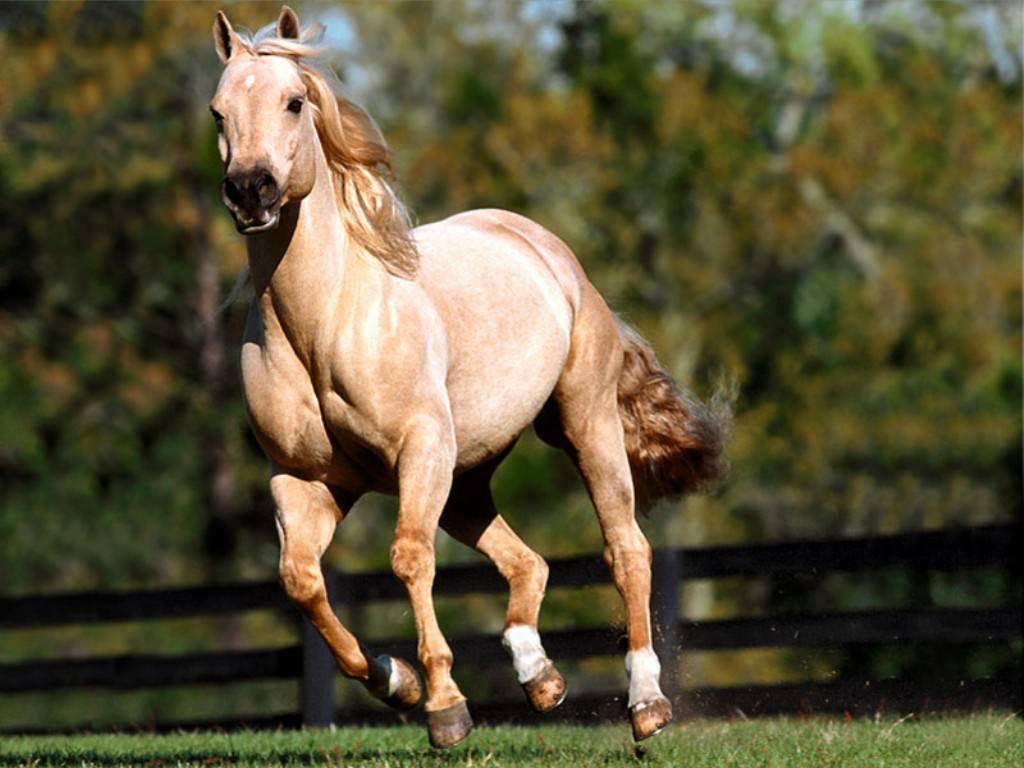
522,661,567,713
427,700,473,749
630,697,673,742
368,655,422,711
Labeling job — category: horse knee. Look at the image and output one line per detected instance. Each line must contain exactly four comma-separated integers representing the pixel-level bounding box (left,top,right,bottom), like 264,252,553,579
279,553,325,607
390,532,434,585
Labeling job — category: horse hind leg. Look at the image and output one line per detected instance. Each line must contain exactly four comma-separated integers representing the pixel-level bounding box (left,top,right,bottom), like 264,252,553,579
574,400,672,740
271,472,422,713
550,302,673,741
441,461,567,713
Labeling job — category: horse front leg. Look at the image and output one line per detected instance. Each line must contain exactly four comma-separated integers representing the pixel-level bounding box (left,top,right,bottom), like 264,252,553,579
271,471,422,714
389,420,469,748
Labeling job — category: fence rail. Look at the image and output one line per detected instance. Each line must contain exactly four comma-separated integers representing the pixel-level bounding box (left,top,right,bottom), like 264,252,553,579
1,524,1020,731
3,523,1015,629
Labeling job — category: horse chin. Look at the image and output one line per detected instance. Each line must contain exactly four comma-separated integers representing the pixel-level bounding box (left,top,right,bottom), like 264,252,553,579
236,209,280,235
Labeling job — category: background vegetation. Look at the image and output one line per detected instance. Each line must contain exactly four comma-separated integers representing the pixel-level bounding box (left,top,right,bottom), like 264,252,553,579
0,0,1020,730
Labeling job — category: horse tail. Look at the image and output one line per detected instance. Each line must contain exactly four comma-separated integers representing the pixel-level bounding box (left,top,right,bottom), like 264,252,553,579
615,319,732,513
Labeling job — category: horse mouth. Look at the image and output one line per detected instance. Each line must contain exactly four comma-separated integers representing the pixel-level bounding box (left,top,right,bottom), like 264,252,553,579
235,209,280,234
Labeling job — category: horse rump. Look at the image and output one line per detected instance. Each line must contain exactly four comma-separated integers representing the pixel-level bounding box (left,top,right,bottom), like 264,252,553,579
615,319,732,513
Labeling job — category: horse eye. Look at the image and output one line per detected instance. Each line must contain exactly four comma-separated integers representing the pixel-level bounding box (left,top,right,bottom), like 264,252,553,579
287,98,303,114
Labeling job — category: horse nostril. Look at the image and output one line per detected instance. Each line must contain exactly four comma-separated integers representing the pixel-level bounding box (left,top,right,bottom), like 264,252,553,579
223,177,243,207
223,168,278,219
256,172,280,208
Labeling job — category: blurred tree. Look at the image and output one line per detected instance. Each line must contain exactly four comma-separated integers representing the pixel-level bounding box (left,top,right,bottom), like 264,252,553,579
0,1,287,591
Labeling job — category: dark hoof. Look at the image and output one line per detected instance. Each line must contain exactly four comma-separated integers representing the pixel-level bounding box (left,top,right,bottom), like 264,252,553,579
367,655,422,711
427,700,473,749
522,661,567,713
630,697,673,742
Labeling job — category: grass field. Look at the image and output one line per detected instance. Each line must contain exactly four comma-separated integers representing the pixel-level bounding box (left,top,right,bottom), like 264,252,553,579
1,715,1020,767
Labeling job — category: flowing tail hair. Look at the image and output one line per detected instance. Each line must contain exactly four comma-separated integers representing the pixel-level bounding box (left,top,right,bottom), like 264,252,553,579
616,319,732,513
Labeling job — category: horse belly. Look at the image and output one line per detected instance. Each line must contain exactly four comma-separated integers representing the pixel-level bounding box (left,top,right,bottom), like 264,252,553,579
445,298,570,470
449,375,564,470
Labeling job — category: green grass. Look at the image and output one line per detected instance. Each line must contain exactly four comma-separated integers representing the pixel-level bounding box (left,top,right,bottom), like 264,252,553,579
1,715,1020,767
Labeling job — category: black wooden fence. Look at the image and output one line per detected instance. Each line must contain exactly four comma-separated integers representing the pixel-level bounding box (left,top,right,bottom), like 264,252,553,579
1,524,1020,732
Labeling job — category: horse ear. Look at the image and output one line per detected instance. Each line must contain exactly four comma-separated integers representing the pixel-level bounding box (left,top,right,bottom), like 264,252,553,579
213,11,237,64
277,6,301,40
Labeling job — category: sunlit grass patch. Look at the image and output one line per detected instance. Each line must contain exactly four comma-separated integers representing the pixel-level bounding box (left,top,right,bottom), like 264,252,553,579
1,714,1020,767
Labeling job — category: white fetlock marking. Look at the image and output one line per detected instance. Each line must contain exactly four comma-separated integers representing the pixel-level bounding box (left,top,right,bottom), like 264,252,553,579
371,655,401,697
387,657,401,696
502,624,549,684
625,646,665,709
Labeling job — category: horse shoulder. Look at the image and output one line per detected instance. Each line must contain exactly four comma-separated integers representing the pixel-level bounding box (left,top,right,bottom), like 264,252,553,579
320,276,452,459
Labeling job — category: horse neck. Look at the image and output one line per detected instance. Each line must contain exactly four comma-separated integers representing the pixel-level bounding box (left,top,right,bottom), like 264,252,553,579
245,135,367,363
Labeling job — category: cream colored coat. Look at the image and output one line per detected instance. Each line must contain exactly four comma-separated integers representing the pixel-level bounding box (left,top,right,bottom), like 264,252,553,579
209,6,728,748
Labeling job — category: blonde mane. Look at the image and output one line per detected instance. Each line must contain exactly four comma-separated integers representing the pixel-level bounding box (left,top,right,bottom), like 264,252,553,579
232,24,418,278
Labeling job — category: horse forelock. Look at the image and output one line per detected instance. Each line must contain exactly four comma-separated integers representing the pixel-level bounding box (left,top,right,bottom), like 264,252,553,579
228,23,419,279
232,20,324,58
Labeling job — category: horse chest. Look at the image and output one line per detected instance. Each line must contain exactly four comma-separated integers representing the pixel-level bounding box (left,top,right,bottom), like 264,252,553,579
240,339,333,470
240,336,396,491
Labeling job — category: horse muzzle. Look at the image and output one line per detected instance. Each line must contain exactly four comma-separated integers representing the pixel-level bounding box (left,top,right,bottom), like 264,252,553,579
222,167,282,234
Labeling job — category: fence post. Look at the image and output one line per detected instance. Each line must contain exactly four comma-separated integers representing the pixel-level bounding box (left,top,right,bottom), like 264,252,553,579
300,571,337,727
651,548,681,707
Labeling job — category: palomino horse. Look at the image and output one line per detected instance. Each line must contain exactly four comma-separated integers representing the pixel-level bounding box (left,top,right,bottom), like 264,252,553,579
210,6,728,748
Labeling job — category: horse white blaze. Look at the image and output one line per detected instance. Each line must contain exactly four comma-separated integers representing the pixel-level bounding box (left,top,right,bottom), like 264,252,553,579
502,624,549,684
625,646,665,708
